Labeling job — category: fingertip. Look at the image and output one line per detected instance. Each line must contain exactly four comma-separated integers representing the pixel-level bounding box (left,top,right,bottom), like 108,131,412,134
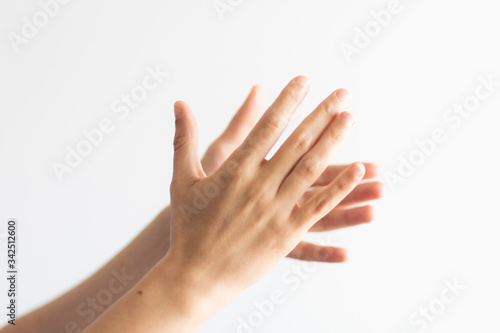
363,162,380,178
174,101,183,119
321,247,349,263
340,249,349,262
335,248,349,262
174,100,186,107
174,100,193,117
372,181,385,198
352,162,366,179
249,85,265,110
335,89,352,105
292,75,311,89
339,112,356,126
362,205,376,222
250,84,263,96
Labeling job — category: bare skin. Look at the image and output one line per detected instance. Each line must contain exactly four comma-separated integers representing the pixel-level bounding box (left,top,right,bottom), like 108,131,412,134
82,76,383,332
1,80,382,333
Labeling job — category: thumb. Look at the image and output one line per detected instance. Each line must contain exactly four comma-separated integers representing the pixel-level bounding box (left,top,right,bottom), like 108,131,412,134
172,101,204,184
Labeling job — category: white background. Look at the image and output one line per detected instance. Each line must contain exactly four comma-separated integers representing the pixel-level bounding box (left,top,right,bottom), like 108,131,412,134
1,0,500,332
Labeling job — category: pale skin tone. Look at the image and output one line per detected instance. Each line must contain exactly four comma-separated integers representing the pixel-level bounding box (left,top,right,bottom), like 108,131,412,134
1,77,383,333
83,76,383,332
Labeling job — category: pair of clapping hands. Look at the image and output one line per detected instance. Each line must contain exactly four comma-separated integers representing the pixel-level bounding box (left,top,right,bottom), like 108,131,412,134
85,76,383,332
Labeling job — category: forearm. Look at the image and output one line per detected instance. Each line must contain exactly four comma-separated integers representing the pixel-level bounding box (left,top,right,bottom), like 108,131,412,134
83,255,225,333
0,206,171,333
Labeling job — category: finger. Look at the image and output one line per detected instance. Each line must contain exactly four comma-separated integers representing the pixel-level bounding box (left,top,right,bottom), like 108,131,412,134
312,163,379,187
300,181,384,208
267,88,351,179
294,163,365,230
219,85,265,145
279,112,356,199
201,86,265,175
287,241,348,263
309,205,375,232
233,76,310,164
336,181,384,208
172,101,204,185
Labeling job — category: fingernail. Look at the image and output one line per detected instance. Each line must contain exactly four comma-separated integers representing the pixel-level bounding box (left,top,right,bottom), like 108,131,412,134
174,102,182,119
293,76,311,89
340,112,356,126
335,89,351,104
352,162,365,178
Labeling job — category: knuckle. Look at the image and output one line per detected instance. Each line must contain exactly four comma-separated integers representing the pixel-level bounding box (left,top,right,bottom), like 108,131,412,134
325,125,345,142
237,138,257,156
266,224,295,251
173,134,187,152
264,115,283,133
292,132,311,152
313,196,330,214
332,178,349,193
300,157,321,178
334,173,360,197
169,180,176,195
322,98,338,115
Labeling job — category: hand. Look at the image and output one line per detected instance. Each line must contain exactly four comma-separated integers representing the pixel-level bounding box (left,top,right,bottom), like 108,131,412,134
166,76,369,317
82,77,382,333
198,84,383,263
200,85,266,175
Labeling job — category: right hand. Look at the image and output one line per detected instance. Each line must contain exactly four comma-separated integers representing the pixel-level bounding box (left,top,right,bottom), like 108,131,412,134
165,76,367,310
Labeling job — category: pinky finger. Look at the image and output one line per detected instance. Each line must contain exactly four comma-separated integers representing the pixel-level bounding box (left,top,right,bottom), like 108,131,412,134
294,162,365,231
287,241,348,263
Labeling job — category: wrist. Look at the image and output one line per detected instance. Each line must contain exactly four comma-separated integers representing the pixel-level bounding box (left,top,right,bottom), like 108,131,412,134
154,252,235,330
145,206,172,259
